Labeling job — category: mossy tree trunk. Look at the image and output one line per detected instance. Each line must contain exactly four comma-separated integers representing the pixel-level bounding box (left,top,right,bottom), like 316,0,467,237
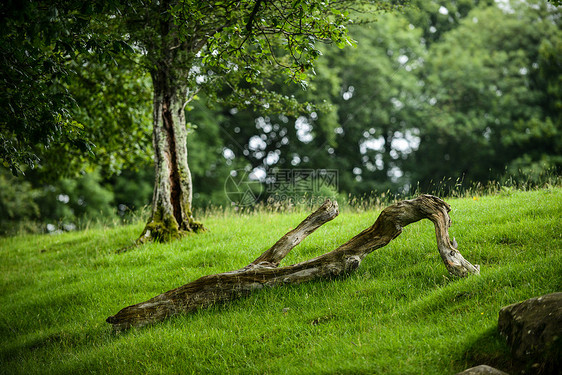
139,65,204,242
136,0,206,243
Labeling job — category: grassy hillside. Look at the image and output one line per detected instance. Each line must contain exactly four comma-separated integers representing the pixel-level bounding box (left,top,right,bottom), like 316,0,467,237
1,189,561,374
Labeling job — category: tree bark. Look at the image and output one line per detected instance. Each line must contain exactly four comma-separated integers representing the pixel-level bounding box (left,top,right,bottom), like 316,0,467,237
138,67,204,242
108,195,479,330
134,0,205,243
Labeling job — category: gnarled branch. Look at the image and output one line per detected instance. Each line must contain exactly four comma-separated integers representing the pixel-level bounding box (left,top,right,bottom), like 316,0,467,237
107,195,479,330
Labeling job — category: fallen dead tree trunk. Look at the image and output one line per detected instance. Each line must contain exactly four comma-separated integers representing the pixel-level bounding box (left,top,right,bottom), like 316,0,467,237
107,195,479,330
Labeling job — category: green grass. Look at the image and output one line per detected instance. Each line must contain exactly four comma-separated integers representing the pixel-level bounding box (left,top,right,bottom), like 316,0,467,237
1,188,561,374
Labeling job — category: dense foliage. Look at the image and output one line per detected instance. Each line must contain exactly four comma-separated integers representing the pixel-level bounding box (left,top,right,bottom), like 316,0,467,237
409,0,562,190
0,0,139,175
1,0,560,234
214,0,560,197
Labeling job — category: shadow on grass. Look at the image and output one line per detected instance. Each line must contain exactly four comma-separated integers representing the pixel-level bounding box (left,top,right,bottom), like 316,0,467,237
457,326,558,375
457,326,513,373
0,325,108,372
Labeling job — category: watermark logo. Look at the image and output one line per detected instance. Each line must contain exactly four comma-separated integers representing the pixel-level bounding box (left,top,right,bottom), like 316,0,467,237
224,169,339,206
224,170,263,206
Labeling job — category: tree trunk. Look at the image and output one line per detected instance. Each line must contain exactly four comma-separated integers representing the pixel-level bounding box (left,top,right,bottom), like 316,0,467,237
139,68,204,242
108,195,479,330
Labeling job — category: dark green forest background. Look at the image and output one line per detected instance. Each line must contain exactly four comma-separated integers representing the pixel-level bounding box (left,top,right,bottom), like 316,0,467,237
1,0,560,234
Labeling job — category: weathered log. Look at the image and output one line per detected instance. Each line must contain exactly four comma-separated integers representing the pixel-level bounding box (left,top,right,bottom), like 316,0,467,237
107,195,479,330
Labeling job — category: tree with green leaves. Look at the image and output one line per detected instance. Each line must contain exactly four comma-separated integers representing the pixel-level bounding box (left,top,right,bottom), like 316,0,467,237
0,0,114,174
406,0,561,190
216,14,425,198
402,0,494,46
123,0,390,242
1,0,404,241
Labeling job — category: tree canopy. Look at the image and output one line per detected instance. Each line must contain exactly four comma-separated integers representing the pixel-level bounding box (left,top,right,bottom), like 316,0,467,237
1,0,560,235
1,0,401,175
0,0,139,174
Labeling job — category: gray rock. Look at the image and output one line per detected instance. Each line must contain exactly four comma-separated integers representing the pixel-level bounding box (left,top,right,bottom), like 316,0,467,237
498,292,562,374
455,365,509,375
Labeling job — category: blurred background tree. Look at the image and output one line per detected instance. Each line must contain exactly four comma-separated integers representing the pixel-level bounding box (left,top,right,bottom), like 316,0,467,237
1,0,560,235
407,0,561,192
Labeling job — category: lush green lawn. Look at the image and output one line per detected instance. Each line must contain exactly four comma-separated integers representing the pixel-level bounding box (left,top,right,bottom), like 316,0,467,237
1,189,561,374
